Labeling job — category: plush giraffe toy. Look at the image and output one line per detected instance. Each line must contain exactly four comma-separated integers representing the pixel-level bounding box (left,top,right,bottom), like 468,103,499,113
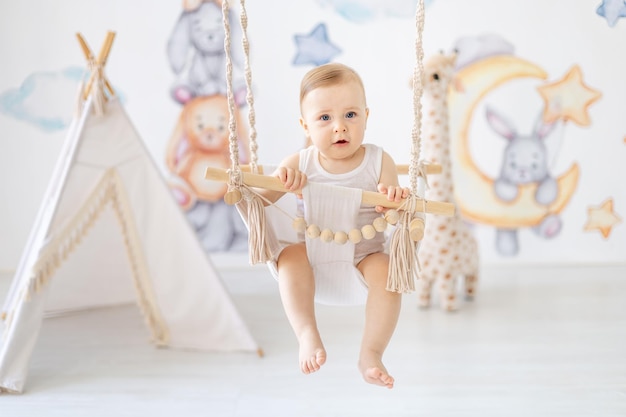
417,52,480,311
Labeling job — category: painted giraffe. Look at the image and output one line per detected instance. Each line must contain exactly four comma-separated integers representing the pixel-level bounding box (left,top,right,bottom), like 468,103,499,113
417,52,480,311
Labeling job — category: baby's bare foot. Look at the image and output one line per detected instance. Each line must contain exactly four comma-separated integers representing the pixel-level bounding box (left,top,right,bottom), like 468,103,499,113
298,330,326,374
358,354,394,389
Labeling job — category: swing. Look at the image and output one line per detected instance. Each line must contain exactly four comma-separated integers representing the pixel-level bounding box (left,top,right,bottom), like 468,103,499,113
205,0,455,305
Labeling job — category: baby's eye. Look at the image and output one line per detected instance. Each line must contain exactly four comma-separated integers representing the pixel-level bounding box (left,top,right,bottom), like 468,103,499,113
346,111,356,119
320,114,330,121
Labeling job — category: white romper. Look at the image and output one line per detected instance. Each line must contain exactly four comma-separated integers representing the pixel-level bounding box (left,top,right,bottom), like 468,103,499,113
269,144,385,306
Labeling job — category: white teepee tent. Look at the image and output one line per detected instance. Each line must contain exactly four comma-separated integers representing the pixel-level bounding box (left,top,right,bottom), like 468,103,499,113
0,32,259,394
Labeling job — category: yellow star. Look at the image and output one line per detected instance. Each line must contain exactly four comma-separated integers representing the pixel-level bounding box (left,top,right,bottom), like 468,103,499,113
536,65,602,126
584,198,622,239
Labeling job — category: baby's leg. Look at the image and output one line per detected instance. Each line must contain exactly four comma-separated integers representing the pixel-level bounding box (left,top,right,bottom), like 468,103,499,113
357,253,401,389
277,243,326,374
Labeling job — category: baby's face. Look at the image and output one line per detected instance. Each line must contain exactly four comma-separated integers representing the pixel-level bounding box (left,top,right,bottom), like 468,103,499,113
300,80,368,164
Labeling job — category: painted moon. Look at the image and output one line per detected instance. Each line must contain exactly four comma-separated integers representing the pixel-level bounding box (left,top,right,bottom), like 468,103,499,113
449,55,579,229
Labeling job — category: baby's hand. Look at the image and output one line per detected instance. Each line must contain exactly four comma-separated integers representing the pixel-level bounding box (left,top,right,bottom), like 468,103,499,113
375,184,410,213
274,167,307,197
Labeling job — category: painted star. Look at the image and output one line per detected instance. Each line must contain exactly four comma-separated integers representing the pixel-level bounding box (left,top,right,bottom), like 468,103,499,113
596,0,626,27
293,23,342,66
584,198,622,239
536,65,602,126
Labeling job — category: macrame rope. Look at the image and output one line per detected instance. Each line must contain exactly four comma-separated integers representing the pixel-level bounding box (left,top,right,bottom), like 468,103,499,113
221,0,272,264
409,0,426,195
387,0,426,293
238,0,259,174
221,0,240,172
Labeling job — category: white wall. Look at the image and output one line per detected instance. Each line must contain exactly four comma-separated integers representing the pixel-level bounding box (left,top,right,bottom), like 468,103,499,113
0,0,624,271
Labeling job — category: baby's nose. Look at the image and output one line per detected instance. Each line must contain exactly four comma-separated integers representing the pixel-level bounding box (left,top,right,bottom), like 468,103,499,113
334,121,347,132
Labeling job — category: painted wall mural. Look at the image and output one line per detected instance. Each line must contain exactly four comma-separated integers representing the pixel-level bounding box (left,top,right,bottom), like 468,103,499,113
0,68,84,132
596,0,626,27
315,0,432,22
448,34,613,256
292,23,341,66
164,0,249,253
0,0,623,267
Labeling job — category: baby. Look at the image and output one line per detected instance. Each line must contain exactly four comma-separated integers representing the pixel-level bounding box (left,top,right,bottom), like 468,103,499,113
262,63,408,388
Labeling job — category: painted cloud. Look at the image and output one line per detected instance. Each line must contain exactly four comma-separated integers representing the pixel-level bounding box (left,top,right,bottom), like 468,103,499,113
315,0,434,23
0,67,85,132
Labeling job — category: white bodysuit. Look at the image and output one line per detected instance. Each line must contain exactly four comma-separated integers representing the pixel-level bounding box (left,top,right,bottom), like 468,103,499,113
298,144,385,262
268,144,385,306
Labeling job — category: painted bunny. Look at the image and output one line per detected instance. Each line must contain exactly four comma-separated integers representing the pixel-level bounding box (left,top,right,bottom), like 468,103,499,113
167,0,246,105
486,106,562,255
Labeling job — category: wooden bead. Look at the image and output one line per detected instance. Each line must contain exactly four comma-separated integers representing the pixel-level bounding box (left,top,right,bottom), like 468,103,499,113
334,231,348,244
224,189,242,205
292,217,307,233
409,217,425,242
361,224,376,240
373,217,387,232
320,228,334,243
385,209,399,225
348,229,362,244
306,224,321,239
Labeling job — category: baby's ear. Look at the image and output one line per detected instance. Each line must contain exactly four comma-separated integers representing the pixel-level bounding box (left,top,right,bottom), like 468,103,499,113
299,118,308,132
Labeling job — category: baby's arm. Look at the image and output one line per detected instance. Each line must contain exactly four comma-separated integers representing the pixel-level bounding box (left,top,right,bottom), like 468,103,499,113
376,151,409,212
256,153,308,204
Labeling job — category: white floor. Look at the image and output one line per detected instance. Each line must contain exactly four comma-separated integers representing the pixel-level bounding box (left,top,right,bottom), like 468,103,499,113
1,264,625,417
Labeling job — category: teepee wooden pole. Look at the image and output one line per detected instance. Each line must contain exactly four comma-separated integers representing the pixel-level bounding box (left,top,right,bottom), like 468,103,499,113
96,31,116,66
205,167,455,216
77,31,116,100
76,33,94,61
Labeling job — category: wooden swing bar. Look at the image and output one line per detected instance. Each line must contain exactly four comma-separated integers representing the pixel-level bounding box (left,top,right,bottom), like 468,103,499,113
237,163,442,176
205,166,455,217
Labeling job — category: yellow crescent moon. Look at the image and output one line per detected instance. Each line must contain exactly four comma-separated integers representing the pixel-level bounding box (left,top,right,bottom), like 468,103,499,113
449,55,580,229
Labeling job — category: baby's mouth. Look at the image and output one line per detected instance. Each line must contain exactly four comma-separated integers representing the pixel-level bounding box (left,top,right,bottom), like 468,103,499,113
334,139,348,145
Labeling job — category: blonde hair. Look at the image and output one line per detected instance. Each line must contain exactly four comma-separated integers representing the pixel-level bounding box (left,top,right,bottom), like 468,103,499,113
299,63,366,111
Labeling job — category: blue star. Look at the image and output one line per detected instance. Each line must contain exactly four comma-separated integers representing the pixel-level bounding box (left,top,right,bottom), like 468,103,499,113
293,23,342,66
596,0,626,27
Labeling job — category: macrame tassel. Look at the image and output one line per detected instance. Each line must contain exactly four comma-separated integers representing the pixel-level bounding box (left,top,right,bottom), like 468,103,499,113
387,209,418,293
238,188,273,264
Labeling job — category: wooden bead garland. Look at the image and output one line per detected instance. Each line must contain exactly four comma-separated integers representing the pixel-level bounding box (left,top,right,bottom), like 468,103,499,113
292,209,401,245
361,225,376,240
349,229,362,244
334,231,348,244
320,228,334,243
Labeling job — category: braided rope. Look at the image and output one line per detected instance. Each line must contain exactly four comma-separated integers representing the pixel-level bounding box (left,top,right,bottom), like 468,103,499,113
387,0,426,293
221,0,272,263
409,0,426,195
238,0,259,173
221,0,240,173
